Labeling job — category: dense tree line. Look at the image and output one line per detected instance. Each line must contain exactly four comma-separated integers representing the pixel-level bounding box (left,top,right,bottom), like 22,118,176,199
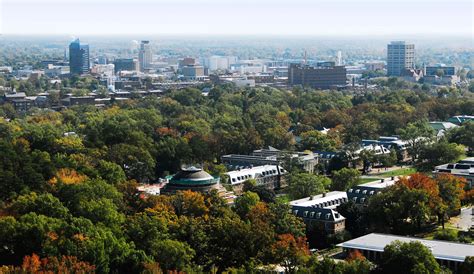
0,84,473,272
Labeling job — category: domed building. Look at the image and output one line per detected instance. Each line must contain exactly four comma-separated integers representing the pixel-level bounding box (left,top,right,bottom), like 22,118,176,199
161,166,232,198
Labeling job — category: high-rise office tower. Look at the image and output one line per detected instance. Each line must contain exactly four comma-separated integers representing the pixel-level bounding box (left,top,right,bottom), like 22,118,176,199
336,51,342,66
138,40,152,71
387,41,415,77
69,39,90,75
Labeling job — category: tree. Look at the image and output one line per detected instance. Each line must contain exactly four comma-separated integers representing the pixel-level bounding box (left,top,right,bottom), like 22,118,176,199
271,234,309,273
448,121,474,152
436,174,466,217
8,192,70,219
0,253,96,273
287,172,330,200
242,180,276,203
417,141,465,171
337,201,368,237
299,130,337,151
459,256,474,274
233,191,260,219
398,120,435,161
150,239,195,271
331,168,361,191
378,241,441,274
367,183,431,233
171,190,209,217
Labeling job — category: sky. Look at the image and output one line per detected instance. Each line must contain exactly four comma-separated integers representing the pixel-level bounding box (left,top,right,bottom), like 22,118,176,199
0,0,473,36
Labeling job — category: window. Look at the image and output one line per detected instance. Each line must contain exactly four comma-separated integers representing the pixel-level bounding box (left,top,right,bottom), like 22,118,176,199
355,189,360,194
362,190,367,194
325,213,331,220
293,210,298,215
310,212,315,218
303,211,308,217
348,189,353,193
316,212,321,219
232,178,236,183
353,197,357,202
361,198,366,203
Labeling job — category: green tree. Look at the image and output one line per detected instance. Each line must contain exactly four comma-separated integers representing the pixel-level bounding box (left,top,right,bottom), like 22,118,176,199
379,241,441,274
233,191,260,219
331,168,361,191
417,141,465,171
398,120,435,161
287,172,330,200
448,121,474,152
8,192,70,219
150,239,195,271
299,130,336,151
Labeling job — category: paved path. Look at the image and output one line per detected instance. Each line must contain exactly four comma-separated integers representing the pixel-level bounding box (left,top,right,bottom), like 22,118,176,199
449,206,473,231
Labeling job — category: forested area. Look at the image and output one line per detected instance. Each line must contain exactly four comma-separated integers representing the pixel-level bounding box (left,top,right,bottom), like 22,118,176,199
0,84,473,272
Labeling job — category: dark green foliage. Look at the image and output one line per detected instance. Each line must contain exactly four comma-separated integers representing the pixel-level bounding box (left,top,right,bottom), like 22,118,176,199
378,241,441,274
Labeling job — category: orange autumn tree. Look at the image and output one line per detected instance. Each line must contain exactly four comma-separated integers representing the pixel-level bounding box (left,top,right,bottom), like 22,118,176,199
398,173,441,211
0,253,95,274
48,168,88,185
346,249,366,262
271,234,310,273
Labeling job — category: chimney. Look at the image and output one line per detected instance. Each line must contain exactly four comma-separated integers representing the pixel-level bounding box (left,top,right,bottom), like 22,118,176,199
323,192,326,197
380,179,384,183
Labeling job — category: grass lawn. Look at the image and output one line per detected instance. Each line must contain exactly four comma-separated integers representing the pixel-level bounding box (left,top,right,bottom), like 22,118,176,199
276,194,291,203
377,167,417,177
359,177,382,184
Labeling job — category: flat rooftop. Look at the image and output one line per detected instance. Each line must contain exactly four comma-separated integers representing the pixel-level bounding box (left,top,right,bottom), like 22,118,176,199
337,233,474,262
290,191,347,208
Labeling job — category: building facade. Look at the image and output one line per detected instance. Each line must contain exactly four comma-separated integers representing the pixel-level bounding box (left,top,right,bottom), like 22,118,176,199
114,58,138,73
181,65,205,80
138,40,152,72
288,63,347,89
225,165,287,194
387,41,415,77
69,39,90,75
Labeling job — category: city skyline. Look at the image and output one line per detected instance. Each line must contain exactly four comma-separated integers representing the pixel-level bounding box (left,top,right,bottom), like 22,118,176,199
1,0,472,36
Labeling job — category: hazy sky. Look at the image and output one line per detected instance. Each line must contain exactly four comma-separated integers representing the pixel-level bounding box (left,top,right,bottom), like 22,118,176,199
1,0,473,36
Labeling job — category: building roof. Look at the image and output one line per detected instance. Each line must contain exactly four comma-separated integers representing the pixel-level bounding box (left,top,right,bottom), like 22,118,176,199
4,92,26,99
429,122,458,131
172,167,214,181
447,115,474,125
434,159,474,178
290,191,347,209
226,165,286,185
337,233,474,262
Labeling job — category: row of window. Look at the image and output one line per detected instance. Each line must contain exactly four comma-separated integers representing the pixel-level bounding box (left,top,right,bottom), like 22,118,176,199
311,197,348,208
293,210,333,220
348,188,376,195
230,168,284,183
352,197,367,203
